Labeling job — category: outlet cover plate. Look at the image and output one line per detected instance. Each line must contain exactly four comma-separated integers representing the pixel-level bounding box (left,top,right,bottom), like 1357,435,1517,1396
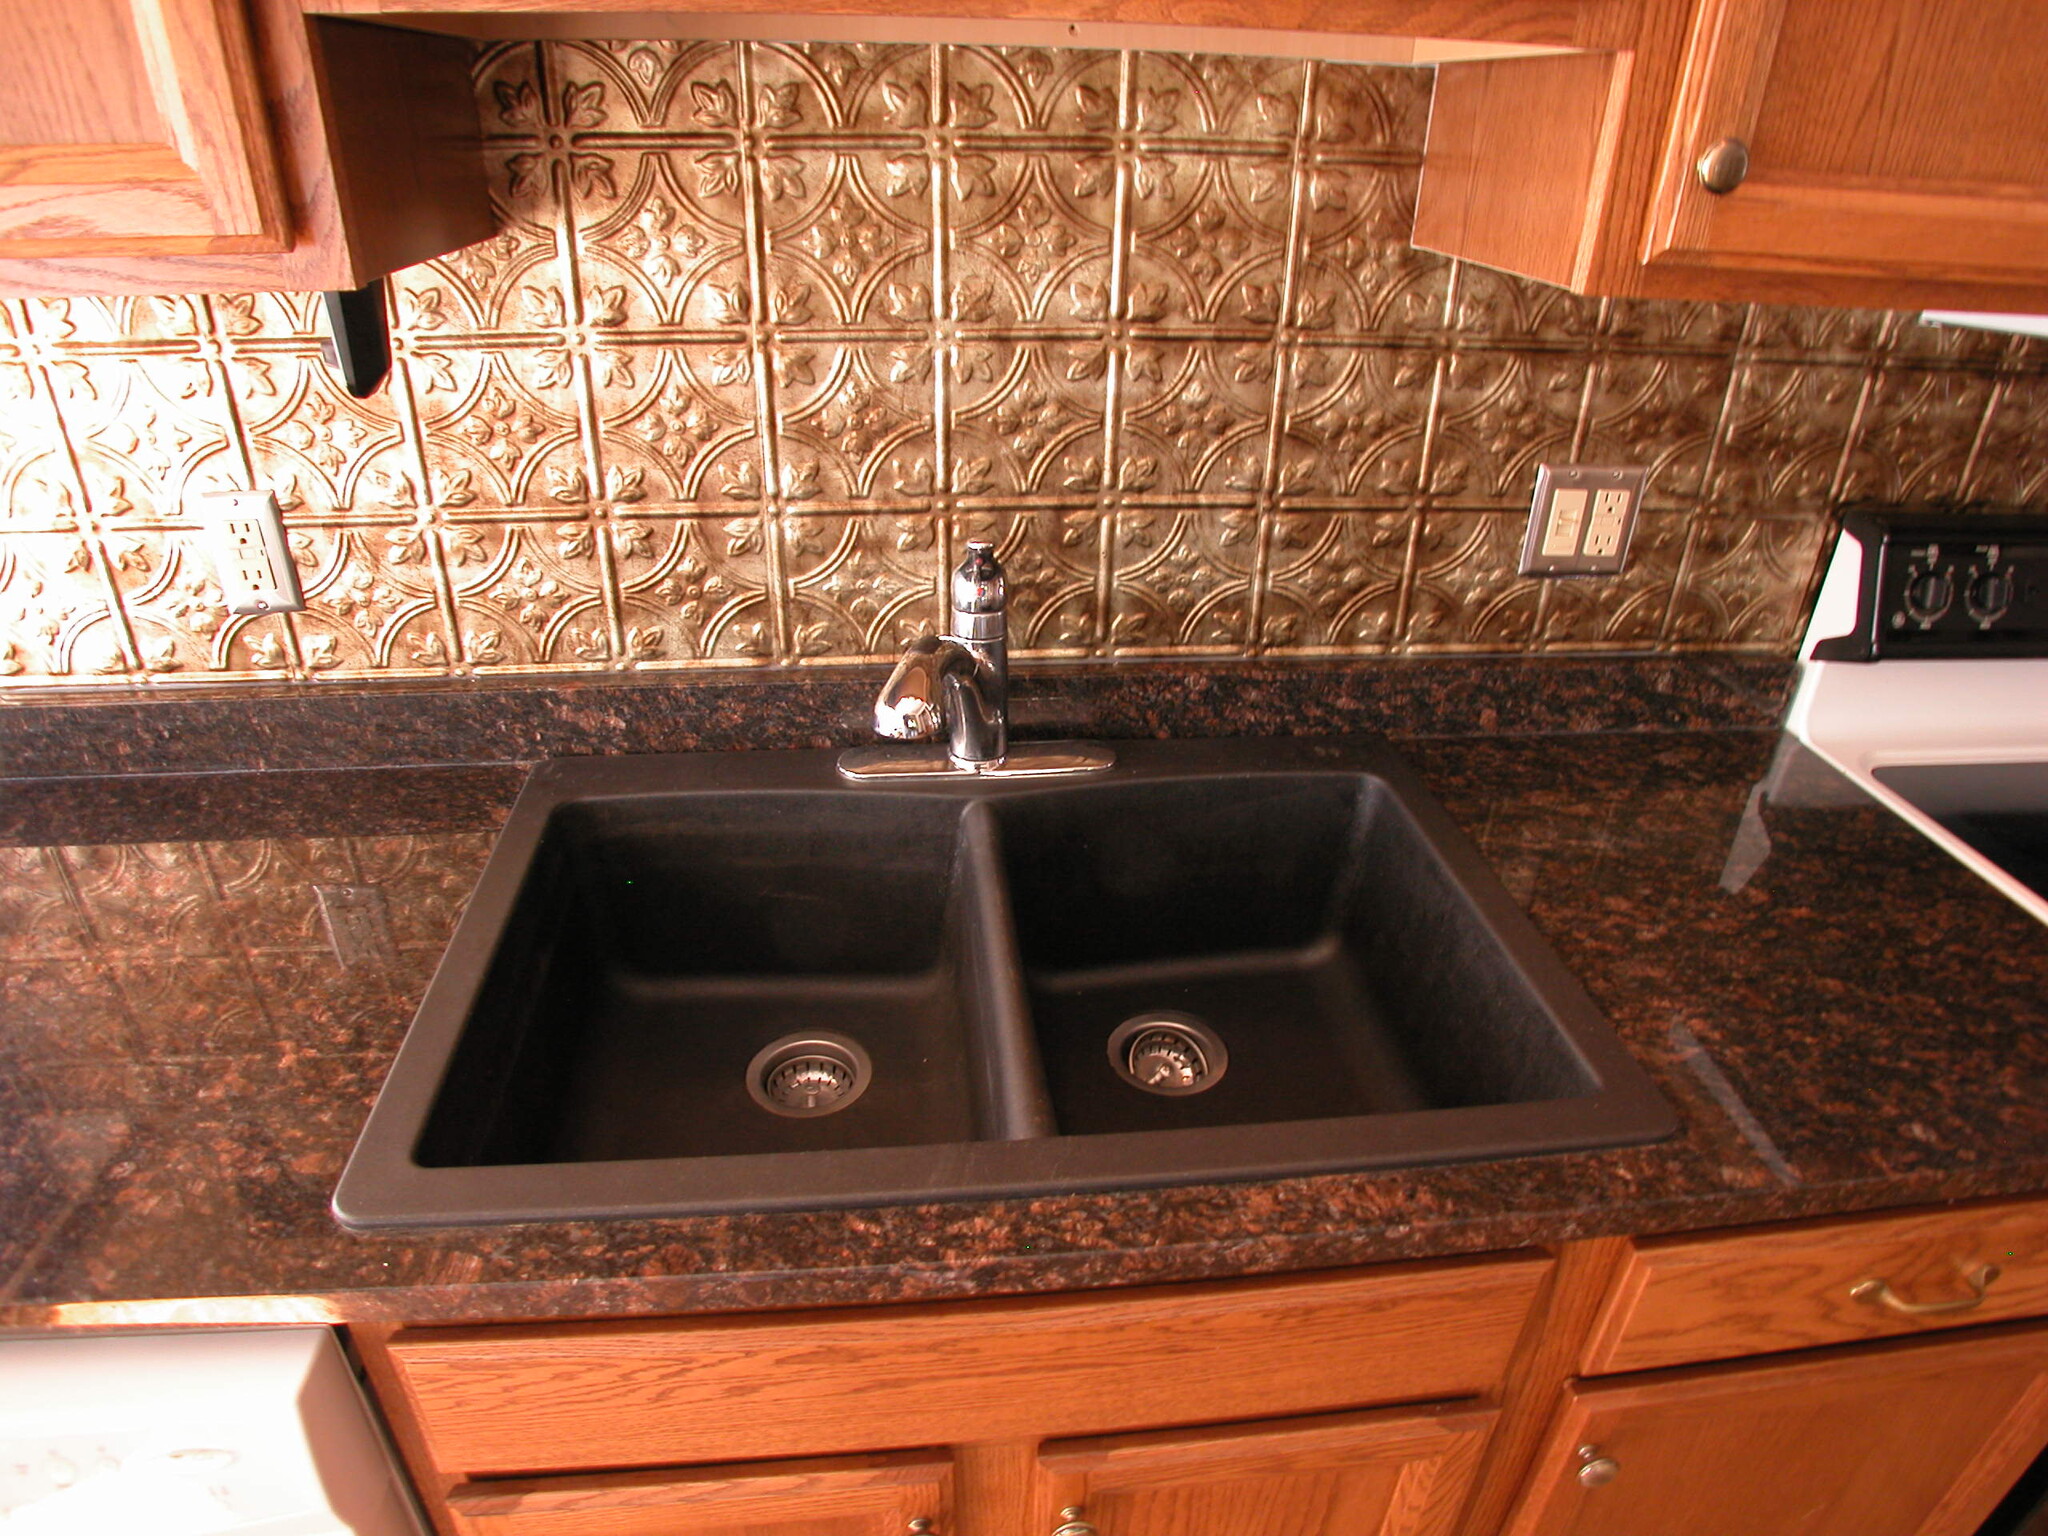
1520,465,1648,577
196,489,305,616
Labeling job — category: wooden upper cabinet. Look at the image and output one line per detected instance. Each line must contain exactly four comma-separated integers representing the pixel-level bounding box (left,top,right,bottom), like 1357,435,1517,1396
1644,0,2048,285
1038,1403,1497,1536
0,0,289,256
1417,0,2048,307
1503,1323,2048,1536
0,1,491,295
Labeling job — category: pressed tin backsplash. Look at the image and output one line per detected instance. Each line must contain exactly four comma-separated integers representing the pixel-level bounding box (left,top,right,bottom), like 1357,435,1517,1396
1,43,2046,686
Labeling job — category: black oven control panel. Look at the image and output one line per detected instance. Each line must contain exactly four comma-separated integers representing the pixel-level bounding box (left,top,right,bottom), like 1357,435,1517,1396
1811,508,2048,661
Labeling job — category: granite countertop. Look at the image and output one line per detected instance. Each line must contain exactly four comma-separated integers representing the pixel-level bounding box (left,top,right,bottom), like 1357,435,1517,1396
2,658,2045,1329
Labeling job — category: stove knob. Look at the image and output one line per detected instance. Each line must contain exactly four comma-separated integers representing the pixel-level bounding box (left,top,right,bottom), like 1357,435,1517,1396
1967,571,2014,622
1903,570,1954,621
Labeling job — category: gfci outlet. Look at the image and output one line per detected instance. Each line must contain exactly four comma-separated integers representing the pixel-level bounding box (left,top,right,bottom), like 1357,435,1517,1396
196,490,305,616
1520,465,1648,577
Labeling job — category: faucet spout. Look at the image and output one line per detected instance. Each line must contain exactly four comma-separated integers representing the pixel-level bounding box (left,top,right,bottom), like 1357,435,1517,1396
872,540,1008,768
873,634,1004,764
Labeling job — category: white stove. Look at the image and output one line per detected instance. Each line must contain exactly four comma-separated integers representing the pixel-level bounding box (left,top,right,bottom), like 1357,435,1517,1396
1788,509,2048,928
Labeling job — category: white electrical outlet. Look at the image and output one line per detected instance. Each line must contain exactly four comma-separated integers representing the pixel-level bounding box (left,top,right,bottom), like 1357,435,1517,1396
1520,465,1648,576
196,490,304,615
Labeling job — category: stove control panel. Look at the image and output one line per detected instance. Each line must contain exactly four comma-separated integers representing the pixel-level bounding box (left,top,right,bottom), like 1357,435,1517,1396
1810,509,2048,661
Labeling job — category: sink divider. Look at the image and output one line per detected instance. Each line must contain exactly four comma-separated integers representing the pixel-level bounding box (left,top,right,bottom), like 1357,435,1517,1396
957,801,1058,1140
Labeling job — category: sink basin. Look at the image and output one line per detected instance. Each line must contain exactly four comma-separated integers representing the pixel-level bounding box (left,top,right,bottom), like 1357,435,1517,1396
334,739,1674,1227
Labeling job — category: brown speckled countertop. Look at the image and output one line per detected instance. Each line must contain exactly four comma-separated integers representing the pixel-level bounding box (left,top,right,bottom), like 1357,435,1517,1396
2,657,2045,1329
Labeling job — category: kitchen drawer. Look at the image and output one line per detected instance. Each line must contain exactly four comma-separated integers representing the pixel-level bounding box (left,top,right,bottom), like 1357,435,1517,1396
444,1450,951,1536
387,1256,1547,1479
1583,1196,2048,1374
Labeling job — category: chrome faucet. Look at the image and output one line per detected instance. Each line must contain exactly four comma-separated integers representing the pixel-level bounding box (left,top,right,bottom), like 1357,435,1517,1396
874,540,1008,767
838,542,1114,781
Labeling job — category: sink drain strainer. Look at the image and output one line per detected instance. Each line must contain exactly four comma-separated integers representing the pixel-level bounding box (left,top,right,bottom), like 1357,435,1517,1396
1108,1013,1228,1096
747,1032,873,1117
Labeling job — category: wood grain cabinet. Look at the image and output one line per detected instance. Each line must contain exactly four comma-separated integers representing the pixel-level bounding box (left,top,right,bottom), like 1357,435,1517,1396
1504,1325,2048,1536
1417,0,2048,309
0,0,288,258
0,0,492,294
1502,1195,2048,1536
360,1258,1543,1536
352,1200,2048,1536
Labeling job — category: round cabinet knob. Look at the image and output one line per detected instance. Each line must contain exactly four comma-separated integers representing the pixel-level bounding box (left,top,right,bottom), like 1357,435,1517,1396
908,1521,935,1535
1052,1507,1099,1536
1576,1445,1621,1488
1696,137,1751,194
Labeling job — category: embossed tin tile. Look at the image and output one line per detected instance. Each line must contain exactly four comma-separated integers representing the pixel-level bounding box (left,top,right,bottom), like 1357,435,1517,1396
1109,504,1260,653
1260,508,1413,653
1279,344,1432,502
2,42,2045,686
1131,53,1304,143
1532,509,1689,649
1836,366,1999,506
1121,339,1275,499
1578,353,1733,510
1667,514,1827,650
1964,373,2048,504
1708,361,1866,514
1427,349,1588,506
1405,511,1546,650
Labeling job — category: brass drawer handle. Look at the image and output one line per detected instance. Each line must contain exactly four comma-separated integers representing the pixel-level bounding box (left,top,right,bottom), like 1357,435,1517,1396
1851,1264,2001,1316
1053,1507,1098,1536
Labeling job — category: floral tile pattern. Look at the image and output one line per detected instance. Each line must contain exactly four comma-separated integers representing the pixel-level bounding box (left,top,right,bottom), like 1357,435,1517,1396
1,42,2045,687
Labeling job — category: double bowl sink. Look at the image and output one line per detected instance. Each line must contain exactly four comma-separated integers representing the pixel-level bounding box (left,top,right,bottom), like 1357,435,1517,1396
334,738,1675,1227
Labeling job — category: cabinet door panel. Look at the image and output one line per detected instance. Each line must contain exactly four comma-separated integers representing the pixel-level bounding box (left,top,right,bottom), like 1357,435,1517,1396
1505,1323,2048,1536
445,1449,951,1536
1645,0,2048,282
1039,1402,1495,1536
0,0,287,255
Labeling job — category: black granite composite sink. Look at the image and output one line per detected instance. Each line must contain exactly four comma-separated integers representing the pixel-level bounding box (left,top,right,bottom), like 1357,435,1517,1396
333,738,1675,1227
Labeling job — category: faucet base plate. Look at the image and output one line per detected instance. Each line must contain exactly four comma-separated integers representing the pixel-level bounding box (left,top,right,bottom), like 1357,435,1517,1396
837,741,1116,782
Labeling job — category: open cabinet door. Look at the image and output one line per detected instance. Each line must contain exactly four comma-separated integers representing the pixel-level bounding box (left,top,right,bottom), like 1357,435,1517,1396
0,0,288,256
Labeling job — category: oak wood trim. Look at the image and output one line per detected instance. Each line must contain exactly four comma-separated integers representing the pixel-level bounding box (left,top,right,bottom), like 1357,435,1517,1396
446,1450,953,1536
0,0,286,255
388,1257,1548,1479
134,0,292,243
0,5,491,294
0,144,195,186
1582,1196,2048,1376
1640,0,1786,262
1648,175,2048,281
1038,1402,1497,1481
1449,1236,1632,1536
298,0,1597,49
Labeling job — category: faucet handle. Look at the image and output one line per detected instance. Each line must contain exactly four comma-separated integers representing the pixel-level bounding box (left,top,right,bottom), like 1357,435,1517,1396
951,541,1005,640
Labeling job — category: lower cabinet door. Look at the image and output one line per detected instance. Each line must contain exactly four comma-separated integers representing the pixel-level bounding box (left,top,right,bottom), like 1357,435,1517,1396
1036,1401,1497,1536
443,1448,952,1536
1505,1323,2048,1536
